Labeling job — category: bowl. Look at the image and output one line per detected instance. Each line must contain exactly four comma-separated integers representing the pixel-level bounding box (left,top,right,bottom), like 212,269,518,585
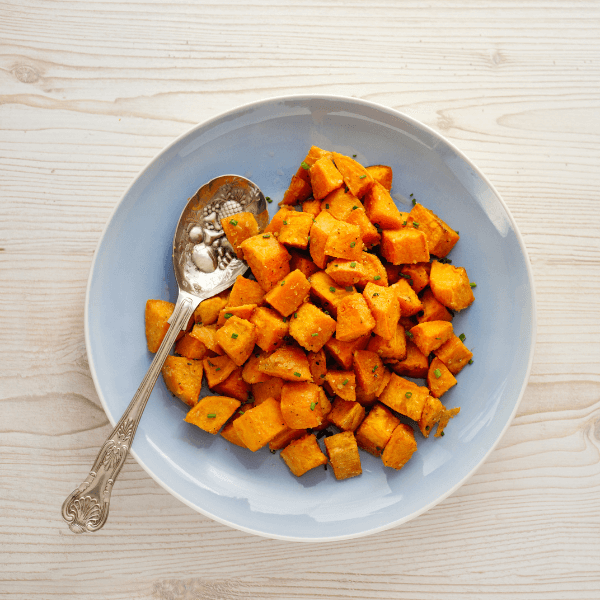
86,95,536,541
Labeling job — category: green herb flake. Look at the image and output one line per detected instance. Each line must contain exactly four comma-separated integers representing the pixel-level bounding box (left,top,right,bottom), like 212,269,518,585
207,413,217,418
406,331,413,339
350,241,356,248
350,262,356,268
231,333,238,339
294,312,298,319
215,367,221,372
468,359,474,365
434,368,442,379
282,317,287,323
412,198,417,206
405,392,412,399
412,222,420,228
262,234,271,238
281,280,286,286
342,379,349,386
403,220,407,226
311,332,318,337
410,193,414,197
372,365,379,372
425,425,430,430
266,196,273,203
352,205,358,210
459,333,466,342
325,204,330,209
310,402,316,411
470,282,477,288
441,431,445,437
294,372,301,377
352,154,357,158
329,286,336,293
229,219,238,226
238,410,245,415
224,313,233,319
373,293,379,297
374,275,381,281
359,174,367,179
320,374,326,378
283,220,288,225
301,161,310,170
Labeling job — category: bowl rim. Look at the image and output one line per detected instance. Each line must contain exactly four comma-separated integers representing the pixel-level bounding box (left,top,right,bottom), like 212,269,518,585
84,93,537,542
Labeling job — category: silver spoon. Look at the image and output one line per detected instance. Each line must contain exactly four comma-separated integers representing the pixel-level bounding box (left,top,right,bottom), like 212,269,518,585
62,175,268,533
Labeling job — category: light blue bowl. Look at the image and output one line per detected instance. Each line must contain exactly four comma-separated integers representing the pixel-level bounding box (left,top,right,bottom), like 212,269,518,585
86,95,536,541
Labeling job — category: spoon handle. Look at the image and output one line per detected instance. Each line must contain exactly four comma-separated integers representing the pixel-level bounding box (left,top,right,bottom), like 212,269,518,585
62,291,201,533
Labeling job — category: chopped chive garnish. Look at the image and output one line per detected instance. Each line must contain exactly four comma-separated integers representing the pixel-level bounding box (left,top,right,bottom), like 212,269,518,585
352,206,358,211
329,286,336,293
352,154,357,158
263,234,270,238
359,174,366,179
470,282,477,288
283,220,288,225
266,196,273,203
215,367,221,372
412,199,416,206
342,379,348,386
310,402,316,411
412,222,419,228
459,333,466,342
372,365,378,372
294,372,301,377
325,204,330,209
403,220,407,226
468,359,474,364
409,193,413,197
230,219,238,226
231,333,238,339
294,312,298,318
282,317,287,322
374,275,381,280
406,331,413,338
238,410,245,415
307,235,311,242
281,281,286,286
434,368,442,378
405,392,412,399
425,425,430,430
207,413,217,418
350,241,356,248
350,262,356,268
224,313,233,319
311,332,318,337
373,293,379,297
207,360,215,367
441,431,445,437
301,161,310,170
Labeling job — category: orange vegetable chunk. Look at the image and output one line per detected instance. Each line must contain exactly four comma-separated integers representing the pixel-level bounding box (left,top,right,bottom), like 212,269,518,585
221,212,260,259
264,207,295,234
278,211,314,249
189,324,224,355
427,357,457,398
325,370,356,402
264,269,311,317
215,316,257,366
353,350,384,396
282,174,312,205
257,345,313,382
308,210,340,268
390,279,424,317
280,381,324,429
325,333,370,370
381,424,417,470
418,395,445,437
174,333,207,360
320,187,363,220
332,152,374,198
289,250,321,278
407,203,459,258
217,304,257,326
434,334,473,375
250,306,289,352
268,426,307,451
363,282,400,340
356,403,401,457
409,320,454,356
308,156,344,200
194,295,228,325
289,302,336,352
203,355,237,388
302,198,322,217
324,220,363,261
280,434,328,476
242,351,272,384
429,260,475,311
239,234,291,292
367,323,407,361
346,208,381,249
400,262,430,294
418,288,453,323
324,431,362,480
435,406,461,437
145,299,177,353
308,270,355,318
389,339,429,379
378,373,430,421
252,377,285,403
336,293,376,342
381,227,430,265
363,182,405,229
212,367,252,402
184,395,240,434
328,397,365,432
365,165,393,191
307,348,328,384
232,397,288,451
161,356,204,407
226,275,264,308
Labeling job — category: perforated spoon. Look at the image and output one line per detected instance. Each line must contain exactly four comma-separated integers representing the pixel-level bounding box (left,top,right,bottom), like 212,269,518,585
62,175,268,533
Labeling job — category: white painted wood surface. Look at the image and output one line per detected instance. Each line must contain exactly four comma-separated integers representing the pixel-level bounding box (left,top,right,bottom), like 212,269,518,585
1,1,599,598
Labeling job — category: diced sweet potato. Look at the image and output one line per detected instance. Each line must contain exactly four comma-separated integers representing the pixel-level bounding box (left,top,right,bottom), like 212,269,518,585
282,174,312,205
381,424,417,470
161,356,204,407
308,270,355,318
417,288,453,323
257,345,313,382
302,198,322,217
346,208,381,249
203,355,237,388
328,397,365,432
226,276,264,308
384,264,403,285
407,203,459,258
435,407,460,438
289,302,336,352
332,152,374,198
232,397,288,451
336,293,376,341
280,381,324,429
381,227,430,265
389,340,429,378
268,426,307,451
365,165,393,191
359,253,388,287
194,295,228,325
242,351,272,384
264,207,296,234
217,304,257,326
320,187,363,220
418,395,445,437
295,146,332,182
325,371,356,402
309,156,344,200
264,269,311,317
221,412,248,448
367,323,407,361
324,220,363,261
190,324,224,355
353,350,384,396
252,377,285,403
212,367,252,402
239,234,291,292
390,279,424,317
309,210,340,268
307,348,328,385
363,182,405,229
409,320,454,356
356,403,401,456
174,333,207,360
325,253,386,289
400,263,430,294
363,282,400,340
289,250,321,278
427,357,457,398
324,431,362,480
250,306,289,353
145,299,177,353
429,260,475,311
324,333,370,370
378,374,429,421
278,211,314,249
184,395,240,434
280,434,328,476
434,334,473,375
221,212,260,259
215,316,257,366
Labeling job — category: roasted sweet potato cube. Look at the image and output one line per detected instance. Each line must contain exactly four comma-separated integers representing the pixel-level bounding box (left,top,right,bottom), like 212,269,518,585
346,208,381,249
239,234,291,292
282,173,312,205
434,334,473,375
336,293,376,342
363,282,400,340
268,426,307,451
324,431,362,480
289,302,336,352
418,395,445,437
309,210,340,268
252,376,285,403
384,264,403,285
145,299,176,353
418,288,453,323
400,263,430,294
409,320,453,356
407,203,459,258
363,182,405,229
309,156,344,200
295,145,332,182
174,333,208,360
326,258,367,287
381,424,417,470
389,340,429,378
367,323,407,361
221,212,260,259
161,356,204,407
217,304,257,326
324,221,362,261
365,165,393,191
280,434,328,476
309,270,355,317
264,269,311,317
190,324,224,355
289,250,321,278
390,279,424,317
215,316,257,366
356,403,401,456
250,306,288,352
325,371,356,402
212,367,252,402
194,295,228,325
379,373,430,421
226,276,264,308
203,355,237,388
332,152,374,198
427,357,457,398
353,350,384,396
257,345,312,382
321,187,363,220
241,351,271,384
435,407,460,437
280,381,324,429
324,333,370,370
429,260,475,311
328,397,365,432
307,348,328,385
359,253,388,286
232,397,288,451
184,395,240,434
278,212,314,249
221,413,248,448
302,198,322,217
381,228,430,265
264,207,296,234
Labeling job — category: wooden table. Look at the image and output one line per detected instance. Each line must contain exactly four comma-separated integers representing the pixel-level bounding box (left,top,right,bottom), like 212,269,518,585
2,1,599,598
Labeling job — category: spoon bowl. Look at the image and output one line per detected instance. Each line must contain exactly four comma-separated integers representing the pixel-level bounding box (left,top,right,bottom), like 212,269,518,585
62,175,266,534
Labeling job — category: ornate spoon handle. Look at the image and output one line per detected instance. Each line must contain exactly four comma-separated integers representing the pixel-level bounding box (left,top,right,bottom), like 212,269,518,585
62,291,201,533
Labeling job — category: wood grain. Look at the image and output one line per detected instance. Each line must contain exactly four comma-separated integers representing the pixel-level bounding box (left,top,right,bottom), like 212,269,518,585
1,0,600,598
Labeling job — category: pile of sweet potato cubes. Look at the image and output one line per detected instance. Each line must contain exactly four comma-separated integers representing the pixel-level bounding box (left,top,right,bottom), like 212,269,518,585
145,146,475,480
